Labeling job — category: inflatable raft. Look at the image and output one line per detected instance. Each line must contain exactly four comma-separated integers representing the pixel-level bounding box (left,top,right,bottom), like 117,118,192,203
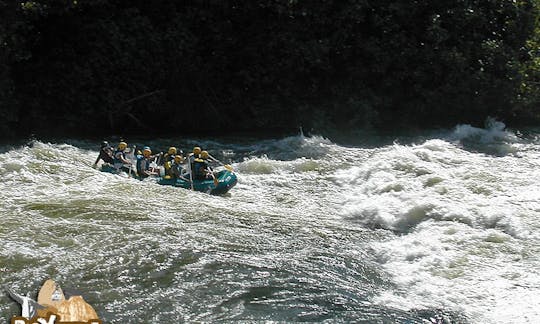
158,169,237,195
100,164,237,195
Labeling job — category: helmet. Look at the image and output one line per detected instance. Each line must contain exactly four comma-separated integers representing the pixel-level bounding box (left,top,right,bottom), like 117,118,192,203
168,147,177,155
193,147,201,155
143,147,152,157
174,155,183,162
118,142,127,150
100,141,109,148
201,150,209,159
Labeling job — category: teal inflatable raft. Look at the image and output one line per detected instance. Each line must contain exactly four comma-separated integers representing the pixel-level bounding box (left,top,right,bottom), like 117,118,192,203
100,164,237,195
158,170,237,195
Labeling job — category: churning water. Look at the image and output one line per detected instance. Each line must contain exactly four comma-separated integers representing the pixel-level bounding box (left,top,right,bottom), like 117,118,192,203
0,121,539,323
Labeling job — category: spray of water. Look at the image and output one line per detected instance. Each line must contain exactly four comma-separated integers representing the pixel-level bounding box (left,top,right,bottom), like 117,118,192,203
0,123,539,323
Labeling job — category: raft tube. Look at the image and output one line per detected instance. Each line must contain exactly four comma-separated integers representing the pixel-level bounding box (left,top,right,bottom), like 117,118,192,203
100,164,237,195
158,170,237,195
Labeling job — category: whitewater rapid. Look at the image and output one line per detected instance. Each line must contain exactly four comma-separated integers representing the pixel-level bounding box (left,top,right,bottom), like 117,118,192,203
0,122,539,323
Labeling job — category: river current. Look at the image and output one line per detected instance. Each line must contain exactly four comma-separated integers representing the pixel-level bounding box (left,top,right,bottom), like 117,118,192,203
0,121,539,323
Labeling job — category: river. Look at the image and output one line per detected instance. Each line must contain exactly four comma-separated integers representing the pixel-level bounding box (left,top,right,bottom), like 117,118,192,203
1,120,539,323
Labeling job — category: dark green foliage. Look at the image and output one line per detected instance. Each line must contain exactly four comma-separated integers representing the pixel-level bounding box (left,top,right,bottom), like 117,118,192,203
517,0,540,123
0,1,20,137
1,0,540,138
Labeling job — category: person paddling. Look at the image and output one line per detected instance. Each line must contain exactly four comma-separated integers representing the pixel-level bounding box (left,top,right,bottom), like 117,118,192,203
93,141,114,167
170,154,188,180
162,146,181,176
162,147,177,165
186,146,202,180
195,150,218,186
188,146,201,162
136,146,159,178
113,141,133,173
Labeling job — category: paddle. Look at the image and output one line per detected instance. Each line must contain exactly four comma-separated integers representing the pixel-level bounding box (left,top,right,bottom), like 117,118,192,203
121,161,134,176
208,153,234,172
188,161,194,190
125,146,137,177
209,170,219,187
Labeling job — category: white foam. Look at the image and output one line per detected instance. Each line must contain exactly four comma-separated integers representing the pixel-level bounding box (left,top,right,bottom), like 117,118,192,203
369,221,540,323
337,130,540,322
452,117,519,144
1,135,539,323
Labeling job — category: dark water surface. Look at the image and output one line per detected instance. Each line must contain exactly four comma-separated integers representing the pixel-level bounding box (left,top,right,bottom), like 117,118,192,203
1,123,539,323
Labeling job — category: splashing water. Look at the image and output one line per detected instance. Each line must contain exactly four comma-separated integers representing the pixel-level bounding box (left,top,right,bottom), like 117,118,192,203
1,123,539,323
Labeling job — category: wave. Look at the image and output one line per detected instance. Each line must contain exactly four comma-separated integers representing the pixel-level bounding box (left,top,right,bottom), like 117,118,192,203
218,133,335,161
1,130,539,323
330,126,540,323
337,138,532,238
448,117,522,156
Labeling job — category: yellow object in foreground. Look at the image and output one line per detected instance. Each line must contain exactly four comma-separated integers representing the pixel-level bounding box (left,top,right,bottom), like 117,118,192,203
36,279,99,322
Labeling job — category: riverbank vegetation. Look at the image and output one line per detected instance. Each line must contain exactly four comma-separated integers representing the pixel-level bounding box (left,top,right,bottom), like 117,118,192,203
2,0,540,138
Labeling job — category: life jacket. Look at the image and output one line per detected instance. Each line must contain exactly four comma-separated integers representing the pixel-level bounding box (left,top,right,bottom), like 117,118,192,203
188,154,200,165
100,147,114,164
192,158,209,180
170,161,185,178
188,154,200,175
136,155,151,176
113,149,126,166
165,153,175,163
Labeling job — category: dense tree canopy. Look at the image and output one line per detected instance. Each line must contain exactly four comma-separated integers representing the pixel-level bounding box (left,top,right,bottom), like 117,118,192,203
1,0,540,138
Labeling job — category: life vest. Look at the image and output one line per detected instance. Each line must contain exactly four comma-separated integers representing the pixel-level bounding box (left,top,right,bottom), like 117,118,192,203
164,153,175,164
100,148,114,164
164,160,172,173
136,155,151,176
113,149,126,167
188,154,200,165
192,158,208,180
170,162,185,178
